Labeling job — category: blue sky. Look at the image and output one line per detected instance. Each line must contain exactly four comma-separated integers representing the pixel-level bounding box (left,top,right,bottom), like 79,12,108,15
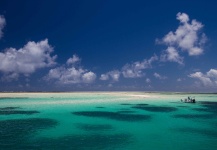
0,0,217,92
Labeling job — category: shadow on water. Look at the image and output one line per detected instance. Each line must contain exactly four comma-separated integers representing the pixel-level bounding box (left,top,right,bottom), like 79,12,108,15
75,123,114,131
33,133,132,150
72,111,151,122
132,104,177,112
0,107,40,115
0,118,58,149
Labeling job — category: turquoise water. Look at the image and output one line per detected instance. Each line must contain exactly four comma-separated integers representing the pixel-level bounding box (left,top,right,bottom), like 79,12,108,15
0,92,217,150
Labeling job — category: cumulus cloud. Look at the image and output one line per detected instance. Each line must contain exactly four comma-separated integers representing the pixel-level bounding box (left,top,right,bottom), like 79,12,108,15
45,55,96,84
100,70,121,82
0,15,6,39
122,55,158,78
100,55,158,82
109,70,121,81
82,71,97,83
177,78,182,82
0,39,57,80
66,54,80,65
160,47,184,64
189,69,217,87
100,74,109,81
154,72,167,80
1,73,19,82
146,78,151,83
158,12,206,64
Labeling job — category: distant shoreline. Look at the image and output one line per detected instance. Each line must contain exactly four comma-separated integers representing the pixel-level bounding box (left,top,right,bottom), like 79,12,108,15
0,91,216,99
0,91,216,94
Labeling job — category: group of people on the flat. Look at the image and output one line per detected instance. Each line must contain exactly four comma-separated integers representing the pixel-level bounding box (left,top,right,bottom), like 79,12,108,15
181,96,196,103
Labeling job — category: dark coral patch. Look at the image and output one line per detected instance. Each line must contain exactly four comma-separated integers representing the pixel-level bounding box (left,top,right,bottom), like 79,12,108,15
33,133,132,150
0,107,39,115
192,108,210,112
0,118,58,149
96,106,105,109
117,110,136,114
72,111,151,122
173,114,216,119
132,105,177,112
0,97,28,100
200,101,217,105
198,101,217,114
0,107,20,110
120,103,133,105
76,123,113,131
173,127,217,138
135,104,149,106
177,105,189,108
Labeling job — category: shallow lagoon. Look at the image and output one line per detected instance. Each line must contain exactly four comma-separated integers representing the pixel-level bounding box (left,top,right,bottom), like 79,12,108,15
0,92,217,150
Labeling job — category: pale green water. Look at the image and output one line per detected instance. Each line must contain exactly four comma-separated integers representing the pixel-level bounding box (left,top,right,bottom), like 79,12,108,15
0,92,217,150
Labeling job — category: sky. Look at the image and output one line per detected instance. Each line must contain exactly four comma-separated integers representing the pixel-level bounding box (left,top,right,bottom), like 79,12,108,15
0,0,217,92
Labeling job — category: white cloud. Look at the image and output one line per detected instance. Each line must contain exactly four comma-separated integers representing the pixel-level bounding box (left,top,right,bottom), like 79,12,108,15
176,12,189,23
100,55,158,82
160,47,183,64
146,78,151,83
109,70,121,81
0,39,57,80
154,72,167,80
207,69,217,79
122,55,158,78
100,70,121,82
100,74,109,80
1,73,19,82
177,78,182,82
66,54,80,65
189,69,217,87
0,15,6,39
159,12,206,63
108,83,113,87
45,55,96,84
82,71,96,83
